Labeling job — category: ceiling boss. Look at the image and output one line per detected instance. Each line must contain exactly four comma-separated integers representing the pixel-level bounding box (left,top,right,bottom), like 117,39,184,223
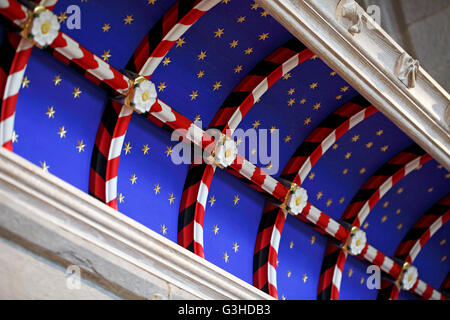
124,76,157,114
281,183,308,216
21,6,60,48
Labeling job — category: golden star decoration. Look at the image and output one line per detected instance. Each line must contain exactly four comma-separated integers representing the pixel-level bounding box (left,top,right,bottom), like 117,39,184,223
214,28,224,38
259,32,269,40
198,50,207,61
123,142,132,155
40,161,49,172
148,0,157,4
232,242,239,253
313,102,321,110
124,15,134,25
223,252,229,263
376,129,384,136
283,73,291,80
209,196,216,206
284,135,292,143
57,12,67,23
130,174,138,184
73,87,82,98
309,172,315,180
168,193,175,204
233,195,240,205
190,90,199,100
252,120,260,129
352,134,360,142
102,23,111,32
53,75,62,86
213,225,219,235
197,70,205,78
194,114,201,122
244,47,253,55
46,106,55,119
302,274,308,283
101,50,111,62
289,241,294,249
158,82,166,92
316,191,323,200
309,82,318,89
160,224,167,235
12,131,18,143
165,146,173,157
234,65,243,73
304,117,312,125
22,76,30,88
118,193,125,203
76,140,85,152
162,57,171,66
287,98,295,106
310,236,316,244
176,37,186,47
237,16,246,23
229,40,239,48
142,144,150,155
154,184,161,194
213,81,222,91
57,126,67,138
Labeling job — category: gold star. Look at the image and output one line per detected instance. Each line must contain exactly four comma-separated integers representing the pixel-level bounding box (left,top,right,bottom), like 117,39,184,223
197,70,205,78
176,37,186,48
326,199,333,207
209,196,216,207
396,208,401,215
381,215,388,223
259,32,269,40
160,224,167,235
310,236,316,244
233,195,240,205
309,82,318,89
237,16,246,23
310,55,318,60
142,144,150,155
440,239,446,246
286,271,292,278
284,135,292,143
57,12,67,23
366,142,373,148
168,193,175,204
101,50,111,62
213,225,219,235
287,98,295,106
213,81,222,91
214,28,224,38
309,172,315,180
198,50,207,60
342,168,349,175
76,140,85,152
22,76,30,88
289,241,294,249
222,0,230,3
348,269,353,277
252,120,261,129
194,114,201,122
397,223,403,230
380,145,389,152
376,129,384,136
359,167,366,174
383,201,389,208
162,57,171,66
260,11,269,17
53,75,62,86
12,131,18,143
302,274,308,283
345,152,352,159
72,87,82,98
250,2,259,10
46,106,55,118
130,174,137,184
234,65,243,73
165,146,173,157
332,144,338,150
124,15,134,25
232,242,239,253
313,102,321,110
229,40,239,48
360,277,365,284
330,71,337,76
123,142,132,155
270,126,277,134
336,95,342,100
40,161,49,172
281,295,286,300
153,184,161,194
341,86,349,92
147,0,157,4
283,73,291,80
189,90,199,100
57,126,67,138
352,135,360,142
157,82,166,92
316,191,323,200
244,47,253,55
223,252,229,263
266,162,272,169
251,148,256,155
339,197,345,204
303,117,312,126
118,193,125,203
442,256,447,262
287,88,295,95
363,222,369,229
102,23,110,32
428,187,434,193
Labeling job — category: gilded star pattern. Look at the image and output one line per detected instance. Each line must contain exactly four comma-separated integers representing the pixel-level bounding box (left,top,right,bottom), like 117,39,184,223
53,75,62,86
233,195,240,205
57,126,67,138
46,106,56,119
76,140,86,152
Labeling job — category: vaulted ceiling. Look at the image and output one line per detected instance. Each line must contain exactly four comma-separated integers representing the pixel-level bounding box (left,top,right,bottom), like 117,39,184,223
0,0,448,300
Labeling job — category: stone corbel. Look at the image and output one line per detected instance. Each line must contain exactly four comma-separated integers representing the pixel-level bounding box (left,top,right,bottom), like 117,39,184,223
336,0,363,35
394,52,420,89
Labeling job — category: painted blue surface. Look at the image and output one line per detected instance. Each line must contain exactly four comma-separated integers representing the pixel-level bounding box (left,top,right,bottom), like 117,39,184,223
4,0,449,299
